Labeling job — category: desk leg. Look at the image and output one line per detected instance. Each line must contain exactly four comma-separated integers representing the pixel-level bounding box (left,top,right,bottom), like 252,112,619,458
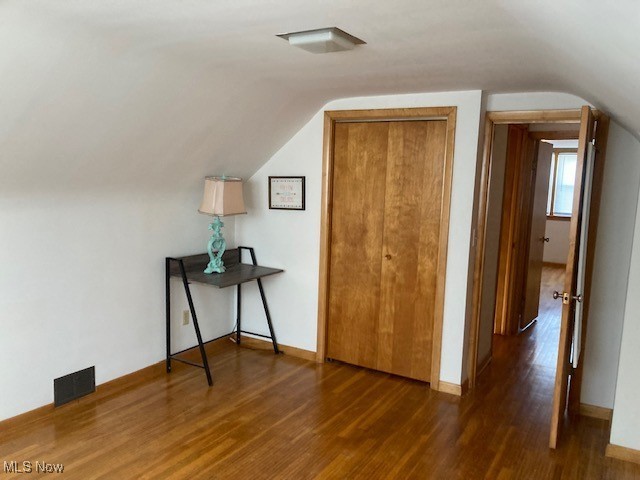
165,258,171,373
236,283,242,345
256,278,280,354
178,261,213,386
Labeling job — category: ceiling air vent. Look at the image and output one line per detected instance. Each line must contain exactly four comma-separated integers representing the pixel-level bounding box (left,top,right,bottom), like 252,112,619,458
277,27,366,54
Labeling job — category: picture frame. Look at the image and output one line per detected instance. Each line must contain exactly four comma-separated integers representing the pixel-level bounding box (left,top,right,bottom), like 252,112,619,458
269,176,305,210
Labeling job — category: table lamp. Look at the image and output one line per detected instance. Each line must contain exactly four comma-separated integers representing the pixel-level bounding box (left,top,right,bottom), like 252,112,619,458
198,176,246,274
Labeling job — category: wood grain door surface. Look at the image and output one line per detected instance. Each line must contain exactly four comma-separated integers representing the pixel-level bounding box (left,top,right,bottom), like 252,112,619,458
327,120,447,382
494,125,531,335
521,141,554,329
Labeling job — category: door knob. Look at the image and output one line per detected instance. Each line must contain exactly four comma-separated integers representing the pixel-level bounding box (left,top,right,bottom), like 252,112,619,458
385,254,392,260
541,236,550,243
553,291,578,305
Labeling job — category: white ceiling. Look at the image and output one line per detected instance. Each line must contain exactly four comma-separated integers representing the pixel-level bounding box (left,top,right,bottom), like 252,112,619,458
1,0,638,191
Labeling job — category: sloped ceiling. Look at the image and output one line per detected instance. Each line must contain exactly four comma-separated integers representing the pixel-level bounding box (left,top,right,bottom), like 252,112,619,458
1,0,638,192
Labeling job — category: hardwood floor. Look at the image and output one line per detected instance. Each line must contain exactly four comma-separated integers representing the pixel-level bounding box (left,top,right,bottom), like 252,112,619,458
2,266,639,479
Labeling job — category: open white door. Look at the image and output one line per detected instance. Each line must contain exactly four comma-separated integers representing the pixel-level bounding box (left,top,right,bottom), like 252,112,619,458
572,142,596,367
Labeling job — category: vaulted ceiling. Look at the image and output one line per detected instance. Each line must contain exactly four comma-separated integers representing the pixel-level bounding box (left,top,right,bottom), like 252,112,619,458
1,0,638,192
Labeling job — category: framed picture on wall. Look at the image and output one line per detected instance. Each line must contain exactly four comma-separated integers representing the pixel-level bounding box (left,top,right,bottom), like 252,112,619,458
269,176,305,210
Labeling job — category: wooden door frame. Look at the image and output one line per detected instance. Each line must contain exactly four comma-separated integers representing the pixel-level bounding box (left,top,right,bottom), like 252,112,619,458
468,109,585,390
315,106,457,392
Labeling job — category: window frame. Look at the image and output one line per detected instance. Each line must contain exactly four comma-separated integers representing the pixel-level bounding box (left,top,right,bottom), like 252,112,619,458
547,148,577,221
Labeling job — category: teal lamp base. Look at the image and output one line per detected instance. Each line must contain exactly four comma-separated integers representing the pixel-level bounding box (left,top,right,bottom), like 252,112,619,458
204,216,226,274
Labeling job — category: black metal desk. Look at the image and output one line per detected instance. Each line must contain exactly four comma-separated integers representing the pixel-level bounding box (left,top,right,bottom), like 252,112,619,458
165,246,283,386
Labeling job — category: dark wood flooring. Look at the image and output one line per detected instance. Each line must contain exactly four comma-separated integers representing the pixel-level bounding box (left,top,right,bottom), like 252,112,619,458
1,266,639,479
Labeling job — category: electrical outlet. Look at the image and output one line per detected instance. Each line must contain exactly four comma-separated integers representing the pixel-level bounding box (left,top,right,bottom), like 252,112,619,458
182,310,190,325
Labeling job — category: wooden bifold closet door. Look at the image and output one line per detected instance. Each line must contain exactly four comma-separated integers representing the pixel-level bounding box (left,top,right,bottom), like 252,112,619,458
327,119,448,382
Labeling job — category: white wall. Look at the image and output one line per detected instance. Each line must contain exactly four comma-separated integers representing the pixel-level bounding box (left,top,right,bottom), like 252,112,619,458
485,92,587,112
235,90,484,385
610,167,640,449
0,13,253,421
584,121,640,411
0,1,322,422
0,191,235,421
543,220,570,264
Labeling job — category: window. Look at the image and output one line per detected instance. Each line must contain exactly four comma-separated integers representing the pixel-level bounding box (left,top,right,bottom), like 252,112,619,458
547,149,577,218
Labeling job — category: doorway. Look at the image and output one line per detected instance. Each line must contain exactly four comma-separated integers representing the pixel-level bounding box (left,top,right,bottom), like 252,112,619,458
468,107,610,449
476,124,578,374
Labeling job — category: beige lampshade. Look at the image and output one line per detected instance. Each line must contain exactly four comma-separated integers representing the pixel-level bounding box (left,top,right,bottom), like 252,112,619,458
198,176,247,216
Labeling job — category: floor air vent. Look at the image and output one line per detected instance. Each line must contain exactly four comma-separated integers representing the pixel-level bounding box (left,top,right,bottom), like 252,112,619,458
54,366,95,406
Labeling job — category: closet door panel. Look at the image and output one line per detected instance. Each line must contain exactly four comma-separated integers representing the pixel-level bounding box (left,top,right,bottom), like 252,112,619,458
377,120,447,381
326,122,389,368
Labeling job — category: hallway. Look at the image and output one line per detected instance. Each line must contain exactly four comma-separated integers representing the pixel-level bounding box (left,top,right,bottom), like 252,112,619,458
489,265,564,375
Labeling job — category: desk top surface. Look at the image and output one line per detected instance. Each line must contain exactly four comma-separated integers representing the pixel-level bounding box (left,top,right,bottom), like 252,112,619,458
168,252,283,289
